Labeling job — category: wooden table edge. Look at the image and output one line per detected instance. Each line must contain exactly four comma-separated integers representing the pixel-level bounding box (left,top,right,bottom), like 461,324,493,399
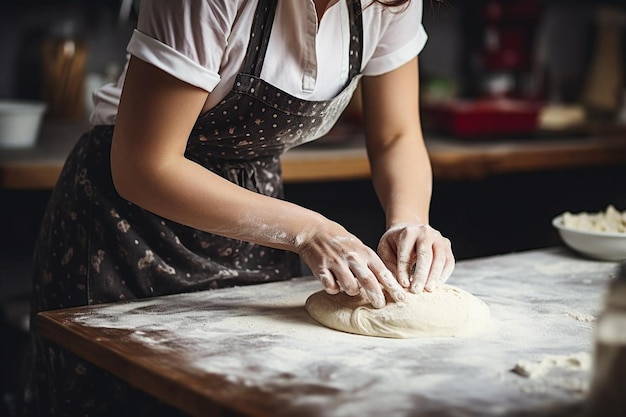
35,310,262,417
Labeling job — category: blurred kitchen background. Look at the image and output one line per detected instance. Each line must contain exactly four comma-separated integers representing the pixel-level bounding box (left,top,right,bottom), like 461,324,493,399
1,0,625,415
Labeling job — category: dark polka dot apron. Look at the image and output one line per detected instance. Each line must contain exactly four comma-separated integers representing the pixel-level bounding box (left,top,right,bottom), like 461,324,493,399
27,0,364,415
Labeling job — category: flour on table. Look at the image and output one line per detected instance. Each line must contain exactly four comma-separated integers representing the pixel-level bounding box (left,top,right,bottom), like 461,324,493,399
305,284,490,339
512,352,591,379
511,352,592,395
565,311,596,323
533,260,611,276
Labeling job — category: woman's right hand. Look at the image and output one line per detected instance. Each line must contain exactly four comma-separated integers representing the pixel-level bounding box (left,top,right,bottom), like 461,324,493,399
296,219,406,309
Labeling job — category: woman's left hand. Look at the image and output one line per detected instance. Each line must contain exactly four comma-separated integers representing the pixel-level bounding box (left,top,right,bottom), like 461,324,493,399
377,223,455,293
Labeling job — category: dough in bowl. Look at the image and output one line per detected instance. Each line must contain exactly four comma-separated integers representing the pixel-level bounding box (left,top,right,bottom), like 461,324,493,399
305,284,490,338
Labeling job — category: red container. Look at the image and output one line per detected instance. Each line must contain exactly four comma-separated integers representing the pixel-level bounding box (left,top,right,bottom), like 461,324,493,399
421,99,541,138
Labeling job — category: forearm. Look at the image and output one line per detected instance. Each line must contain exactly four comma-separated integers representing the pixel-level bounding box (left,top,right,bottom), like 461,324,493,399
360,58,432,229
112,154,325,253
368,134,433,228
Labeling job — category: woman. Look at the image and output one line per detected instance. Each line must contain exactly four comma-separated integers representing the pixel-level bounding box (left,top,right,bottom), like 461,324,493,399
27,0,454,415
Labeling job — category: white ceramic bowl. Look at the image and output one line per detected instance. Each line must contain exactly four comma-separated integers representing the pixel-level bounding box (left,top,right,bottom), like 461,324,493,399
552,214,626,261
0,100,46,149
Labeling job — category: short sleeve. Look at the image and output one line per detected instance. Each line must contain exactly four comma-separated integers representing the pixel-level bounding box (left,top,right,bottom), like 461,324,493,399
127,0,239,92
362,0,428,77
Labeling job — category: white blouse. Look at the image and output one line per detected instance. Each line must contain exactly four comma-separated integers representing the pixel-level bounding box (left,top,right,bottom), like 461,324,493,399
90,0,428,126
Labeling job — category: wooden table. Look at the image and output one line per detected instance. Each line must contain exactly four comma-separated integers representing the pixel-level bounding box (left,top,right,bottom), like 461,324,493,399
1,121,625,189
37,247,619,417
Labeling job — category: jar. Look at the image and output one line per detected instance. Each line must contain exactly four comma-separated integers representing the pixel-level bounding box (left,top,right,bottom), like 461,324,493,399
41,20,87,120
584,263,626,416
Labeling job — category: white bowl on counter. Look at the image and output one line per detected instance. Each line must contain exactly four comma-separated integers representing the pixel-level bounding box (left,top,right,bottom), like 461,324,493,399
0,100,46,149
552,214,626,261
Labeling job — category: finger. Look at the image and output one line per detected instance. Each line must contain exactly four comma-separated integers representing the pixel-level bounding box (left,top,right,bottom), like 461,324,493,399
377,240,401,285
333,263,361,296
395,236,415,288
432,238,455,289
410,244,433,294
440,251,456,284
384,261,399,286
350,261,386,309
424,250,446,292
376,267,407,303
368,247,406,302
316,267,340,294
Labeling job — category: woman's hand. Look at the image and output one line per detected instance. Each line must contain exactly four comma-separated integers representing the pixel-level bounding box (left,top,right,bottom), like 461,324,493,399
297,220,406,309
377,223,455,293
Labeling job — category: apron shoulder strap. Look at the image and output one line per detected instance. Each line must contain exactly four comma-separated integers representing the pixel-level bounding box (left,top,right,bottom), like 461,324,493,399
241,0,279,78
347,0,363,82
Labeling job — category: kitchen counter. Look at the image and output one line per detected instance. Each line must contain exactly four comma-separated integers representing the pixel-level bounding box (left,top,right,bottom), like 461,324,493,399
37,247,619,417
1,121,625,189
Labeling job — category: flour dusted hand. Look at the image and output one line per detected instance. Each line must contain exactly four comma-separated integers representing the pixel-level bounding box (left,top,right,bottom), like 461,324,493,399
297,219,406,309
378,223,455,293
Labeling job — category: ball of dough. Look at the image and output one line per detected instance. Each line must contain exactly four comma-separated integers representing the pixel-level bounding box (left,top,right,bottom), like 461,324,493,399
305,284,490,338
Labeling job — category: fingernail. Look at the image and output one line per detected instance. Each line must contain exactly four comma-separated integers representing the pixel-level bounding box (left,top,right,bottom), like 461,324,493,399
411,283,425,294
395,291,406,302
398,273,410,288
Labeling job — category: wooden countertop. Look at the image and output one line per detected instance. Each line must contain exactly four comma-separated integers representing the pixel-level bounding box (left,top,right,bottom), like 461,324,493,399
1,120,626,189
36,247,617,417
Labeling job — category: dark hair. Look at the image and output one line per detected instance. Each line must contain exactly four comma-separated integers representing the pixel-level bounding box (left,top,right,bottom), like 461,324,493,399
372,0,446,8
368,0,412,13
373,0,410,5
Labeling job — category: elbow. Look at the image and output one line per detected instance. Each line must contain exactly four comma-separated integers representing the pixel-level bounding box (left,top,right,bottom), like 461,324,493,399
110,151,141,204
110,162,132,202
